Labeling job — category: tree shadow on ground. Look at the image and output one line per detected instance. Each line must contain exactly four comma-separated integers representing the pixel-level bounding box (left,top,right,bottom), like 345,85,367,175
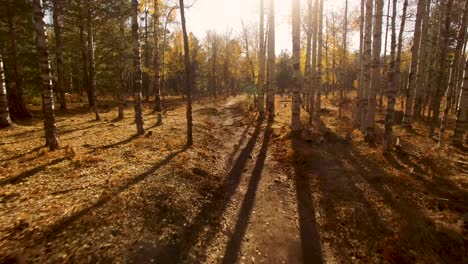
128,116,265,263
29,147,187,244
0,157,68,186
297,124,467,263
221,118,273,264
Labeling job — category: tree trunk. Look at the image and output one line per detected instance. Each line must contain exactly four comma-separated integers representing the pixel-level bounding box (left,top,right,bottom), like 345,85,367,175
402,0,427,128
383,0,397,152
395,0,408,110
339,0,348,119
179,0,193,146
291,0,301,132
118,5,125,120
267,0,276,120
360,0,373,132
33,0,60,150
143,4,151,103
86,1,100,121
439,1,467,147
414,0,432,119
453,57,468,146
430,0,452,135
380,0,391,108
314,0,323,128
258,0,265,115
355,0,365,126
153,0,162,124
52,0,66,111
365,0,384,142
78,0,91,108
309,0,318,124
132,0,145,135
304,0,312,114
6,0,30,119
0,54,11,127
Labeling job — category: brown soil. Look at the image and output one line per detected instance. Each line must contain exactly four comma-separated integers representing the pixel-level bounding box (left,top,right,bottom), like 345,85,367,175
0,94,466,263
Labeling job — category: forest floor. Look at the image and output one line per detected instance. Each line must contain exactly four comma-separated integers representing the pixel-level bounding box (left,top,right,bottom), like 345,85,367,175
0,94,467,263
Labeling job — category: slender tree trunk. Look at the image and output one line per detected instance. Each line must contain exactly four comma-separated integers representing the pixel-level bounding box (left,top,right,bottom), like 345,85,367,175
395,0,408,110
118,5,125,120
430,0,452,135
291,0,301,132
365,0,384,142
339,0,348,119
439,1,468,147
360,0,373,132
52,0,66,111
86,1,100,120
383,0,398,152
132,0,145,135
33,0,60,150
143,5,151,103
309,0,318,124
414,0,432,119
304,0,312,114
453,57,468,146
179,0,193,146
153,0,162,124
258,0,265,115
355,0,365,126
267,0,276,120
0,54,11,127
380,0,391,108
77,0,91,107
402,0,427,128
314,0,323,128
6,0,30,119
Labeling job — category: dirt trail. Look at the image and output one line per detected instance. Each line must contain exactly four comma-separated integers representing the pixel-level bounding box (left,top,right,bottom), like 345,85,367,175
199,98,314,263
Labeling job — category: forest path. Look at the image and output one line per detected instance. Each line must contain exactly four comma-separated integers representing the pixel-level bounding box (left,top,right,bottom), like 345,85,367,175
198,97,320,264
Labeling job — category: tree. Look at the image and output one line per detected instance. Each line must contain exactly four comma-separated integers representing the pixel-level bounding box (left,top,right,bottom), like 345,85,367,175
52,0,66,110
453,57,468,146
360,0,373,132
395,0,408,108
309,0,318,124
179,0,193,146
355,0,365,126
5,0,30,119
402,0,427,128
0,54,11,127
304,0,313,114
267,0,275,120
153,0,162,124
132,0,145,135
314,0,323,128
338,0,348,119
86,0,100,121
439,0,468,147
117,3,126,120
258,0,266,115
291,0,301,132
365,0,384,142
32,0,60,150
383,0,397,152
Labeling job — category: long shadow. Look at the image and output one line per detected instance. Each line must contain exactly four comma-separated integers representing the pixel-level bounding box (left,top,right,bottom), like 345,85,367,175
222,118,273,264
291,137,325,263
0,157,68,186
32,147,187,243
0,146,44,162
129,116,265,263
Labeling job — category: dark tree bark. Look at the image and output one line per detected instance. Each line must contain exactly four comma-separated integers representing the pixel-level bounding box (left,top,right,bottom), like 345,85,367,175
52,0,67,111
179,0,193,146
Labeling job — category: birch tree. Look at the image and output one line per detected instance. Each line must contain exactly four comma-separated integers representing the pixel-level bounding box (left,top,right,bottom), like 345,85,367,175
132,0,145,135
360,0,373,132
314,0,323,128
0,54,11,127
291,0,301,132
267,0,276,120
32,0,60,150
383,0,397,152
355,0,365,126
258,0,265,115
453,57,468,146
154,0,163,124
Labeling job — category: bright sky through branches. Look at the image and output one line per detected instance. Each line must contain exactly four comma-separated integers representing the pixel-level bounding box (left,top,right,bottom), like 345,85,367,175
184,0,354,53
